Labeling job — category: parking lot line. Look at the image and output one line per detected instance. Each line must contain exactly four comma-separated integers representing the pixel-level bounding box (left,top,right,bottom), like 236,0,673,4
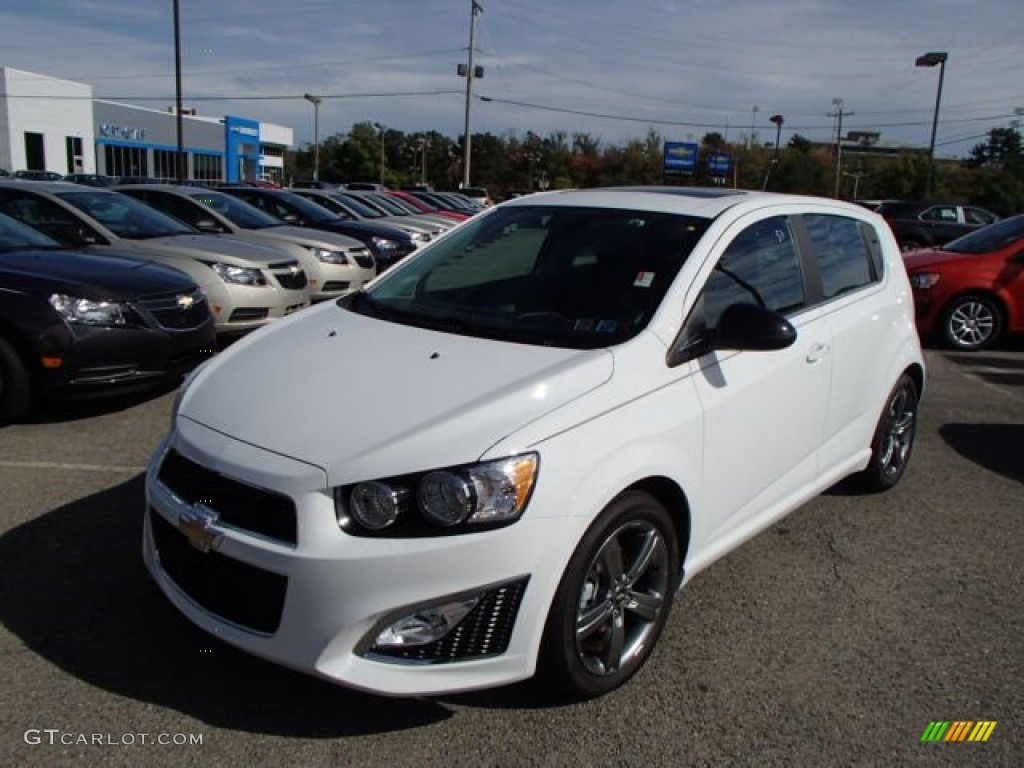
0,459,146,474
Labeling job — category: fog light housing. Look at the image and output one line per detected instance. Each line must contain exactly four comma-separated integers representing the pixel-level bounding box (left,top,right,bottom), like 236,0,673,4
373,596,480,647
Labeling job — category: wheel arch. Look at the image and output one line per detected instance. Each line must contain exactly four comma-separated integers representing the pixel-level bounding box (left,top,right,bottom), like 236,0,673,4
622,475,691,588
0,317,41,382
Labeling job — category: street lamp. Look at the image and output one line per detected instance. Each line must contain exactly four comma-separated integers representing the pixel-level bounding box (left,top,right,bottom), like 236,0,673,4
762,114,784,191
374,122,386,186
303,93,322,181
915,51,948,198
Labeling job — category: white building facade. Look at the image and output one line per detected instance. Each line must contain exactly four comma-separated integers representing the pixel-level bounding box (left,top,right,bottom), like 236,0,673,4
0,68,292,182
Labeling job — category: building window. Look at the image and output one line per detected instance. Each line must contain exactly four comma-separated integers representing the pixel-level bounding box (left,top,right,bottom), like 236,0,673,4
153,149,181,180
66,137,84,174
103,144,148,178
193,154,223,181
261,145,284,158
24,132,45,171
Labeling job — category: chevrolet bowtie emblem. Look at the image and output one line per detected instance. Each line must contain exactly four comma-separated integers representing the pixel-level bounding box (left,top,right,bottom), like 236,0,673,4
176,294,195,309
178,503,223,553
290,265,301,274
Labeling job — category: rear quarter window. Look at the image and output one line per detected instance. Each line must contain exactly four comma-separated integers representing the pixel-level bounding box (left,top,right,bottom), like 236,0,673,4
802,214,882,299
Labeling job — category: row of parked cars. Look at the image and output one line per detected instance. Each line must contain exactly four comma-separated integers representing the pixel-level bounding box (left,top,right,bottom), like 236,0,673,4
0,179,483,424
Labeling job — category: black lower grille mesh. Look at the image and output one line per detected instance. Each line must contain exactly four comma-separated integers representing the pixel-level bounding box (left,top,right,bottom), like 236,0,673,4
150,509,287,634
370,578,529,663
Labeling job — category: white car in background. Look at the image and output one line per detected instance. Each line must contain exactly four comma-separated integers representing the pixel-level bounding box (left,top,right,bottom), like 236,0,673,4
145,187,924,698
117,185,376,301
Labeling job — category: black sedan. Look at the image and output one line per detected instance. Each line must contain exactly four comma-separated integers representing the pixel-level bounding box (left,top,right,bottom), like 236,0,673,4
217,187,418,270
0,213,215,424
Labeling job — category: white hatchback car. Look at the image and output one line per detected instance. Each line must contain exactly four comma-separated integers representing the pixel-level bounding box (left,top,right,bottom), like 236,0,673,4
144,187,924,698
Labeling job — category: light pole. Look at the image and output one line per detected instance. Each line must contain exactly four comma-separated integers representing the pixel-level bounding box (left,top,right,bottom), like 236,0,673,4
915,51,948,198
303,93,322,181
762,114,784,191
828,97,854,198
748,105,758,150
374,122,386,186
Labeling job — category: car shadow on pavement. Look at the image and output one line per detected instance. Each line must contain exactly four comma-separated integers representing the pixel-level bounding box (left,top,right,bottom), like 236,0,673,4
20,380,181,425
939,423,1024,484
0,475,453,736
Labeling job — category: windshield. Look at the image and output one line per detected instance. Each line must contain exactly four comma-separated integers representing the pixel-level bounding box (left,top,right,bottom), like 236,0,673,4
364,193,408,215
0,211,63,251
334,193,384,218
275,191,342,222
352,205,709,349
57,191,194,239
190,190,282,229
943,214,1024,254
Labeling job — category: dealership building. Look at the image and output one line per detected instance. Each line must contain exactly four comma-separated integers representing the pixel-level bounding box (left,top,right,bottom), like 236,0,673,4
0,67,292,182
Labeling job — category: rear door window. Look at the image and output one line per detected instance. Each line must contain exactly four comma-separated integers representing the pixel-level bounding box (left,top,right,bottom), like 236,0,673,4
802,214,880,299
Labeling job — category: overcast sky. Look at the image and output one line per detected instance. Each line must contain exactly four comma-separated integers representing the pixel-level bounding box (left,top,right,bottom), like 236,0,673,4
1,0,1021,157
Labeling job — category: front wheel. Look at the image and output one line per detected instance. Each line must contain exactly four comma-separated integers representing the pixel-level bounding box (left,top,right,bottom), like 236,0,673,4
855,374,919,492
942,294,1002,351
539,490,679,699
0,336,32,426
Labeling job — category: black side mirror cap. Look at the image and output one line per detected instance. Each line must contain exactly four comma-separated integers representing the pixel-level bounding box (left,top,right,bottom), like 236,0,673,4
715,303,798,351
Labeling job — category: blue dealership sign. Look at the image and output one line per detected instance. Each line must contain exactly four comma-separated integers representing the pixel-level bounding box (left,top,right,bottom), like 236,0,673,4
663,142,699,175
707,152,731,176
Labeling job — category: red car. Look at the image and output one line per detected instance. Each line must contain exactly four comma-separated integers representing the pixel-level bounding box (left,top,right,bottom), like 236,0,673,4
904,214,1024,350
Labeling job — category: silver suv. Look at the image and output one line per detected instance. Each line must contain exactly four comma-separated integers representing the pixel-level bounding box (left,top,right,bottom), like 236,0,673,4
0,182,311,335
117,186,376,302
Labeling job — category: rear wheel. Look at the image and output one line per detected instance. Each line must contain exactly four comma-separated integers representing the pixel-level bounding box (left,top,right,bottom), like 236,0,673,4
942,294,1002,351
539,490,679,698
855,374,919,492
0,337,32,426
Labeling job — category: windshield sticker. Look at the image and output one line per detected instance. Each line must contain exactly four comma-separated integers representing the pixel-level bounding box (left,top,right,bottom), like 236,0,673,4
596,319,618,333
574,318,596,331
633,271,655,288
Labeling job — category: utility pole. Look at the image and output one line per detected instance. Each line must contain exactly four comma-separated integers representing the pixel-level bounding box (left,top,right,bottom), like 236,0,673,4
748,105,758,150
828,98,854,198
303,94,322,181
459,1,483,188
173,0,185,182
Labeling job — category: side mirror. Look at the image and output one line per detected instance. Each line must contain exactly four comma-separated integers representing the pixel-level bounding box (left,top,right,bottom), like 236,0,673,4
194,217,223,233
46,221,100,247
714,303,797,351
281,213,300,224
668,302,796,366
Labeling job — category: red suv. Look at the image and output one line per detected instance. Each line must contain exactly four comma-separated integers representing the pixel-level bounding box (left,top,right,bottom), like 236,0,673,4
904,214,1024,350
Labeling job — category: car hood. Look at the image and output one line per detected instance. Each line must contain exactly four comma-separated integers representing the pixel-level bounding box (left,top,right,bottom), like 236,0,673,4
317,218,414,243
903,248,974,270
245,225,364,251
0,247,195,299
127,233,292,266
178,302,613,484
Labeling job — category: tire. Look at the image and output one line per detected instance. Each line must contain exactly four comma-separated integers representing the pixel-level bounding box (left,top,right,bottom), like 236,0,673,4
855,374,919,492
942,294,1003,351
539,490,679,699
0,336,32,426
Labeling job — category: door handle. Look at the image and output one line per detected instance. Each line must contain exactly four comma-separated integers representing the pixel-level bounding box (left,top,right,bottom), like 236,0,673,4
806,342,831,364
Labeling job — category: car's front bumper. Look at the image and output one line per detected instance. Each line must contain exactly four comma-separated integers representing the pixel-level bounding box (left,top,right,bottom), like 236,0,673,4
143,422,584,696
36,317,216,400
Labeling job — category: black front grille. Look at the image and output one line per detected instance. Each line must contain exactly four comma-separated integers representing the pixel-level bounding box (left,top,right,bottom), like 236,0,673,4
351,249,374,269
150,509,287,634
157,448,297,545
269,261,309,290
140,290,211,331
369,578,529,663
321,281,351,292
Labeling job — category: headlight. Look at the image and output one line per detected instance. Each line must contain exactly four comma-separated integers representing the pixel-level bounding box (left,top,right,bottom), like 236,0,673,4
335,453,539,536
209,262,267,286
909,272,941,290
49,294,133,327
370,236,400,253
312,247,349,265
410,232,430,244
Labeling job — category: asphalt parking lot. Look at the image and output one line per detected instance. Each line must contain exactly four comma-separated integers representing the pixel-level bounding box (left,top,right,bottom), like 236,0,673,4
1,344,1021,767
